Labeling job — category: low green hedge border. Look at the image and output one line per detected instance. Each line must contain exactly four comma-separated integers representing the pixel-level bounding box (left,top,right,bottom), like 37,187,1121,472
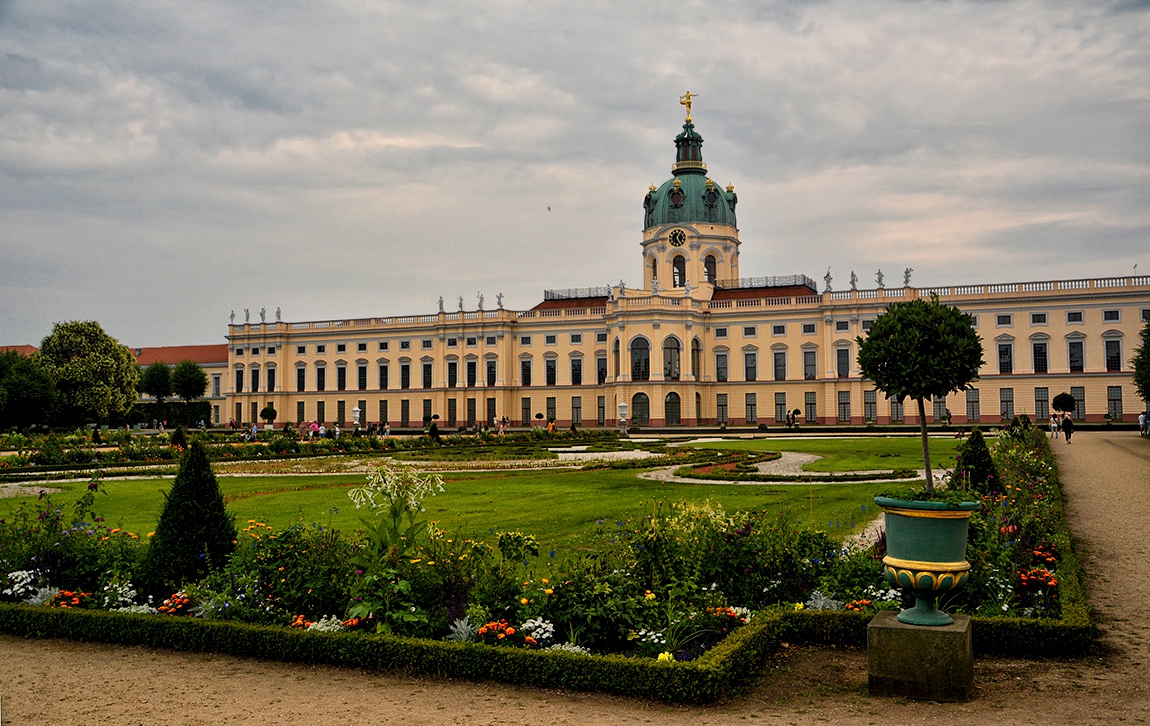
0,600,1094,704
671,467,917,483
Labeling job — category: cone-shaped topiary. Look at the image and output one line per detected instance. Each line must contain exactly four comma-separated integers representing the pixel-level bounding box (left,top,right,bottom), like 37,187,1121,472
955,427,998,495
141,440,236,596
170,425,187,448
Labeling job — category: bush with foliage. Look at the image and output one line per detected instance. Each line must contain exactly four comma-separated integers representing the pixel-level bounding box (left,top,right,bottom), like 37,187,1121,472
954,427,998,493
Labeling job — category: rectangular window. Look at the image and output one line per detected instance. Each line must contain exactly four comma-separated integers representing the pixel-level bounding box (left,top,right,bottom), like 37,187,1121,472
545,335,557,345
336,366,346,391
838,390,851,423
1000,387,1014,421
744,326,757,337
933,395,947,422
296,367,306,392
773,351,786,381
715,327,728,339
1066,311,1084,324
423,398,432,424
744,352,757,382
266,368,276,393
316,345,326,354
235,348,244,356
316,401,325,425
1108,386,1123,420
967,388,981,422
597,395,606,425
571,358,583,386
521,360,532,387
466,337,477,347
316,367,326,392
467,360,477,387
571,396,582,425
251,348,260,356
715,354,728,382
422,362,432,389
864,390,877,422
835,320,850,332
267,347,275,355
520,336,532,345
805,391,817,424
597,332,608,343
970,315,979,328
998,343,1013,374
1143,308,1150,322
422,340,433,350
486,398,496,426
776,392,789,423
1031,312,1047,325
357,365,367,391
1033,342,1048,374
250,369,259,393
571,334,582,344
804,350,816,380
357,342,367,352
802,323,816,335
486,359,497,386
356,400,366,426
213,405,219,425
213,374,221,398
336,344,346,353
447,361,457,388
447,398,457,427
447,338,457,348
297,401,305,424
1103,309,1121,322
297,346,306,355
1034,387,1048,421
836,348,849,378
861,320,874,332
379,400,388,425
1071,386,1086,420
379,364,389,390
521,397,532,427
467,398,476,427
486,336,496,346
337,400,346,426
716,394,728,425
379,342,389,351
400,364,410,390
546,359,557,386
772,324,785,336
1106,340,1122,372
546,396,556,421
400,341,410,351
400,399,410,427
597,357,608,384
890,397,904,423
746,393,758,424
996,314,1013,327
1068,341,1085,372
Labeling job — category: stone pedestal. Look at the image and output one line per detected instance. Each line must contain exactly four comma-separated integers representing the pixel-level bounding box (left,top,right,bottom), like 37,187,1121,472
867,610,973,701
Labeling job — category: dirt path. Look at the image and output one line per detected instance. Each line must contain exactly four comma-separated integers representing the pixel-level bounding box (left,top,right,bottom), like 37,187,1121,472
1,432,1147,724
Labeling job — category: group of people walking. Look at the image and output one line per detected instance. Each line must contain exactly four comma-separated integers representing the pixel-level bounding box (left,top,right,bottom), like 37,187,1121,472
1049,412,1076,444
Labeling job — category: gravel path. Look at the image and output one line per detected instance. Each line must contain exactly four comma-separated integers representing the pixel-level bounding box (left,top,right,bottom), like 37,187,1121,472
0,432,1146,724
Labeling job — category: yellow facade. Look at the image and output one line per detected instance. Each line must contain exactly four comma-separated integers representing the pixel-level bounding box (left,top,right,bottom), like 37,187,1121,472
226,115,1150,430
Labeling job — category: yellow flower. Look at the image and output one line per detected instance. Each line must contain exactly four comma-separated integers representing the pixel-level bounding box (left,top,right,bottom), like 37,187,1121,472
541,578,549,584
544,588,554,595
794,603,805,611
657,651,674,662
644,591,656,601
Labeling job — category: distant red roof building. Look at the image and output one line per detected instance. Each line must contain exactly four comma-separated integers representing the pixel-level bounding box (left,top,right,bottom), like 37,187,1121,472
0,345,38,356
134,344,228,366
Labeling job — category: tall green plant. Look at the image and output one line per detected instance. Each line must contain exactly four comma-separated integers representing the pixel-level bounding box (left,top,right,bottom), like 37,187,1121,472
955,428,998,494
141,441,236,595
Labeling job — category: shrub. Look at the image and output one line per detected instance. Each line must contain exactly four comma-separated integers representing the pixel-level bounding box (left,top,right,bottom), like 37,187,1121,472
955,427,997,494
140,441,236,596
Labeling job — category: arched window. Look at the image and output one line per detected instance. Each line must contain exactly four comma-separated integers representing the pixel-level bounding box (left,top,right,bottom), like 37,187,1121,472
631,393,650,426
650,257,658,282
672,256,686,287
630,338,650,381
691,338,702,379
663,337,681,381
665,392,681,426
704,255,717,284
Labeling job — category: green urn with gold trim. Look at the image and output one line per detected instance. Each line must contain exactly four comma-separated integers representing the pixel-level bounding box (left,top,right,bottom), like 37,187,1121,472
875,496,981,626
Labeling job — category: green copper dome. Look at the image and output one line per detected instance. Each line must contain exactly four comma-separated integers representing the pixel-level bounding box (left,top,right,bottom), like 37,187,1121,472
643,121,737,230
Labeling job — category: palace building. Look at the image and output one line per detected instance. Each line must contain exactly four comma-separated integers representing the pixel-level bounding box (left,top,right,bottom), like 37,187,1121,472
225,103,1150,430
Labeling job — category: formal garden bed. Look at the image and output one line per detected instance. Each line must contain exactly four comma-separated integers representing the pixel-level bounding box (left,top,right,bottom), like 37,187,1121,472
0,421,1093,702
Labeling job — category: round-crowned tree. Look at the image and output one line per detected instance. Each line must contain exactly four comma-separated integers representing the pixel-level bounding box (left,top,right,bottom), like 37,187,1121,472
1052,392,1077,415
171,359,209,403
857,294,984,493
139,362,172,405
34,321,139,426
141,440,236,596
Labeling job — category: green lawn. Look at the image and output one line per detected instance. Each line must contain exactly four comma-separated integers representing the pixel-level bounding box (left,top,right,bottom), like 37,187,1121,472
1,467,886,551
684,436,963,472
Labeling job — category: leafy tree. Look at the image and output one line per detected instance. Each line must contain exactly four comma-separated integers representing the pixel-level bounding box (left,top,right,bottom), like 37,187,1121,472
856,295,984,493
139,362,172,405
0,350,57,428
140,440,236,596
34,321,139,425
1052,392,1077,415
1132,318,1150,408
260,404,277,426
171,359,209,403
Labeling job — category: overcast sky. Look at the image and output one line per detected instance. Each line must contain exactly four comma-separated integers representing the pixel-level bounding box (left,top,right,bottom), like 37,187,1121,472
1,0,1147,347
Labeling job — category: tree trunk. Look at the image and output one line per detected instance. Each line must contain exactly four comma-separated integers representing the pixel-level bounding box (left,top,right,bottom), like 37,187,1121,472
917,397,934,493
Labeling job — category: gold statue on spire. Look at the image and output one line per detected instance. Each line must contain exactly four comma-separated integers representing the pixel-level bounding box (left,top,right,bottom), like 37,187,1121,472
679,91,697,122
